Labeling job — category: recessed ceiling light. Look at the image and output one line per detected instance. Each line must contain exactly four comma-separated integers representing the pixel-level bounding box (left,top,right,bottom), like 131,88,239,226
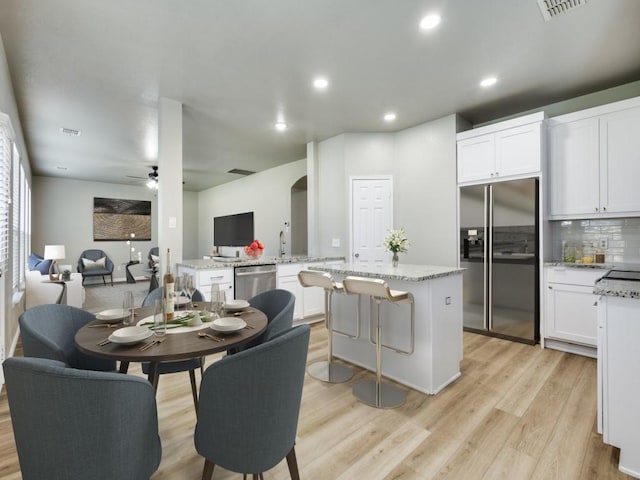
480,76,498,87
384,113,397,122
419,14,441,30
313,77,329,89
275,122,288,131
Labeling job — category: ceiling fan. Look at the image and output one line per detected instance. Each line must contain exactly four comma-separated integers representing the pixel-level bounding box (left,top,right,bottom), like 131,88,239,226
126,166,158,189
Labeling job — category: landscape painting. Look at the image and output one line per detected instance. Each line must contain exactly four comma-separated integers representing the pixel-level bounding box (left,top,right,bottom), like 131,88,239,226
93,197,152,241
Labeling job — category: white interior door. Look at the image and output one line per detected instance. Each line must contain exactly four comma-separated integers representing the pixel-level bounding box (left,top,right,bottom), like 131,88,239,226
350,176,393,266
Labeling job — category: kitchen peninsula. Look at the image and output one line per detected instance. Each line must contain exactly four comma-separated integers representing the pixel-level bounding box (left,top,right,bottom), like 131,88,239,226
311,263,464,395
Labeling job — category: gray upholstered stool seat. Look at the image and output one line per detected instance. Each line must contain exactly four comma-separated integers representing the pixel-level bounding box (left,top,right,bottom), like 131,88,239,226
342,276,415,409
298,270,354,383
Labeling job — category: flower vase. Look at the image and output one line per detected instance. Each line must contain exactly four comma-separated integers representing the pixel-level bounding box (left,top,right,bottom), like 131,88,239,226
392,252,399,267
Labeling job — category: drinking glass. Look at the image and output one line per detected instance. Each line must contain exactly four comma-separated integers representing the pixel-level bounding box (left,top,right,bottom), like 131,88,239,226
210,284,225,319
122,290,135,326
154,299,166,337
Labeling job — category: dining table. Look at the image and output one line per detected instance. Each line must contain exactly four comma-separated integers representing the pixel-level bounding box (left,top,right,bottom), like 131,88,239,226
75,303,268,389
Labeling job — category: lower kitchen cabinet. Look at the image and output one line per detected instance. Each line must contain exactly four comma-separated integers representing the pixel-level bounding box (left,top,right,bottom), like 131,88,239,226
176,266,234,302
543,266,606,356
598,295,640,477
277,261,339,321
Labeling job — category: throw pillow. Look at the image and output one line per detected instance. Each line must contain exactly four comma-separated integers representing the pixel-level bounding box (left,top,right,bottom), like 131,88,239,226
82,256,106,271
150,254,159,265
28,253,53,275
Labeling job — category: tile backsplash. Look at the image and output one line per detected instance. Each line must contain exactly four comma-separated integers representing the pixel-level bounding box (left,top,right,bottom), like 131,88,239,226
550,217,640,264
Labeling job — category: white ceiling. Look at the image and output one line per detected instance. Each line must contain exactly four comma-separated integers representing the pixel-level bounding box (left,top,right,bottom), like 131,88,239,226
1,0,640,191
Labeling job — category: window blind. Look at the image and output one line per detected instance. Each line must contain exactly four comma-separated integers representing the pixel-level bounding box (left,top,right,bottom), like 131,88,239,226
0,114,12,274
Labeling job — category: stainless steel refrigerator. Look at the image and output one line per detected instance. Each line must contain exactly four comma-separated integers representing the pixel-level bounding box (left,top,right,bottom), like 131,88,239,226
459,178,539,344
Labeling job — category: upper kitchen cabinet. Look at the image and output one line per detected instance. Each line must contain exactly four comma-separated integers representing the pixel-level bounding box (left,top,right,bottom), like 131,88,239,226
548,97,640,219
457,112,544,185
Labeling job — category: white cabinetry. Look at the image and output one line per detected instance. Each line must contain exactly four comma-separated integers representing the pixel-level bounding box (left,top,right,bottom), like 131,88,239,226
277,261,340,321
176,266,234,302
548,99,640,218
457,112,543,185
598,295,640,477
544,267,605,355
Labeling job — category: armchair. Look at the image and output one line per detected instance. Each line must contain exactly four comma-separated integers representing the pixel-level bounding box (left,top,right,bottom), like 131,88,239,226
77,249,114,285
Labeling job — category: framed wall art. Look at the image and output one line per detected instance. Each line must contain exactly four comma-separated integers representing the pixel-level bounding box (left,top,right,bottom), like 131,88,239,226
93,197,151,241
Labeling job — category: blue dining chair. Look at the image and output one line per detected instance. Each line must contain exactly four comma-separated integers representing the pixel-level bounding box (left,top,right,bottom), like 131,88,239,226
234,289,295,353
140,286,205,408
19,304,116,371
3,356,162,480
195,324,310,479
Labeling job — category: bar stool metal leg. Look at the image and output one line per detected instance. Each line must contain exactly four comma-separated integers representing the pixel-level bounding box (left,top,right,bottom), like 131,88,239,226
307,289,353,383
352,297,406,409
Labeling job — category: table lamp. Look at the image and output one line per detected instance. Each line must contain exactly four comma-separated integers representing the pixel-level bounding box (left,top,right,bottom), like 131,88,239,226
44,244,66,281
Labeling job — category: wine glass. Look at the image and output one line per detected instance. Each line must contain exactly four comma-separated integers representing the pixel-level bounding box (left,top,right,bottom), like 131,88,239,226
185,275,196,310
153,299,166,338
174,275,184,310
122,290,135,326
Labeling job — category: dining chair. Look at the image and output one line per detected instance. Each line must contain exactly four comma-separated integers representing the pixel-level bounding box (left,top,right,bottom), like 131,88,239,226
3,356,162,480
140,286,205,409
19,304,116,371
195,324,310,480
234,289,295,353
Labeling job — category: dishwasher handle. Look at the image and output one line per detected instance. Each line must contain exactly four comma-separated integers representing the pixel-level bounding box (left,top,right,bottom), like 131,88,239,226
235,269,277,277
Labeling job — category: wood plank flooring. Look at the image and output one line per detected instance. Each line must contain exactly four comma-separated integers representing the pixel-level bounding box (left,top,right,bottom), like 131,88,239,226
0,325,631,479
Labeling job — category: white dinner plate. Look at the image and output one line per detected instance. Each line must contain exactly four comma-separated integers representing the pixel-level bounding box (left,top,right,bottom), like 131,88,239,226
223,299,250,311
96,308,128,323
211,317,246,333
108,326,153,345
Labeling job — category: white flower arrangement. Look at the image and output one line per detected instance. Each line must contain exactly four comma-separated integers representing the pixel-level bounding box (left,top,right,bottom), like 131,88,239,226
383,228,410,254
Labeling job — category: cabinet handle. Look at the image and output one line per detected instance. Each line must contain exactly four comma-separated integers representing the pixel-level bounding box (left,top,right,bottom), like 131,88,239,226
548,285,553,289
603,206,607,212
593,301,598,306
495,171,499,176
490,172,495,177
595,207,599,212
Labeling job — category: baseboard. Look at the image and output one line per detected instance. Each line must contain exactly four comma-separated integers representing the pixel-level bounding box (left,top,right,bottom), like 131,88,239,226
543,338,597,358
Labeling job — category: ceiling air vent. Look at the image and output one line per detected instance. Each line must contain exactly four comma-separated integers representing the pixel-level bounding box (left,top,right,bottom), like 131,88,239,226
537,0,587,21
227,168,255,176
60,127,81,136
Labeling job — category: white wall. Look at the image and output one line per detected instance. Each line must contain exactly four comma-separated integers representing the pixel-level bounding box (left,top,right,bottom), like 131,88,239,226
32,177,159,282
183,190,199,259
197,159,307,258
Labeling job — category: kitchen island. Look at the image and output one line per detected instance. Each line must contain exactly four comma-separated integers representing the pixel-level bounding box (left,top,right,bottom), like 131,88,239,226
594,274,640,479
311,263,464,395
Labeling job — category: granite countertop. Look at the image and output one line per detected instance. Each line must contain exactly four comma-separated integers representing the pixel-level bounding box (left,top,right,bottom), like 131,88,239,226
594,278,640,300
310,262,464,282
545,261,612,270
177,256,344,269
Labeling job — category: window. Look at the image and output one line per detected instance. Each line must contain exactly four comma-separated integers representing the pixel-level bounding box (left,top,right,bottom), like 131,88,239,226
0,113,12,275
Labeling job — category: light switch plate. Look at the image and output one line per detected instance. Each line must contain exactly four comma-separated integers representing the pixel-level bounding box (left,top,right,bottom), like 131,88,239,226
599,238,608,249
331,238,340,247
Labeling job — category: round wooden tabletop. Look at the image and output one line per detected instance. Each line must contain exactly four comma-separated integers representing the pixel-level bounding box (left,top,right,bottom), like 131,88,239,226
75,304,268,363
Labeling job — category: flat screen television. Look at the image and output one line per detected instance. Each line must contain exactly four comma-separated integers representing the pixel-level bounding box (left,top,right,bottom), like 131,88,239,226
214,212,254,247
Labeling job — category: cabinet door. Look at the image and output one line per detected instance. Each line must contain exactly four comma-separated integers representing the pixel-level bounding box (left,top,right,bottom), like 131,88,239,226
545,282,598,346
600,106,640,216
457,134,495,183
495,123,541,178
277,275,303,320
548,118,600,217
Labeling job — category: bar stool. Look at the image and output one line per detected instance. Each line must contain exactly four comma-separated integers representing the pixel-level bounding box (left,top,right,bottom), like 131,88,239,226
342,276,414,409
298,270,356,383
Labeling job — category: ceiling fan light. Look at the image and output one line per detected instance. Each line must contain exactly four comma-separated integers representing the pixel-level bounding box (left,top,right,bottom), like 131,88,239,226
147,178,157,189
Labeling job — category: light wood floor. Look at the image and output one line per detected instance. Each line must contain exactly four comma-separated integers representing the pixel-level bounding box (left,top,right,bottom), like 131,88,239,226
0,324,631,480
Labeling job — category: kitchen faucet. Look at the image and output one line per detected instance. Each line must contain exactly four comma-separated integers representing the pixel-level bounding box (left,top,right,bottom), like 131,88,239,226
279,230,286,257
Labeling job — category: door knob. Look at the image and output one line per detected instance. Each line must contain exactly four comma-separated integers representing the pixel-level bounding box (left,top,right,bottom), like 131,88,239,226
354,253,360,258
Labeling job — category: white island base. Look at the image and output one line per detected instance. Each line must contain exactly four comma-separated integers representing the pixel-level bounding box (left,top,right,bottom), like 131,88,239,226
311,263,464,395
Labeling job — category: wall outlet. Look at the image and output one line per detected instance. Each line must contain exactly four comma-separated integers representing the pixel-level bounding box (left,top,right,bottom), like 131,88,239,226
331,238,340,248
599,238,608,249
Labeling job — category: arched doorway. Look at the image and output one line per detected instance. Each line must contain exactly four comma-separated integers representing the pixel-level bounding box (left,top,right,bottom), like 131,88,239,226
290,176,307,255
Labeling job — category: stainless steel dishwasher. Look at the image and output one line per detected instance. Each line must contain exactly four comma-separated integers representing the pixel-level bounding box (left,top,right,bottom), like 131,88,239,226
234,264,277,300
